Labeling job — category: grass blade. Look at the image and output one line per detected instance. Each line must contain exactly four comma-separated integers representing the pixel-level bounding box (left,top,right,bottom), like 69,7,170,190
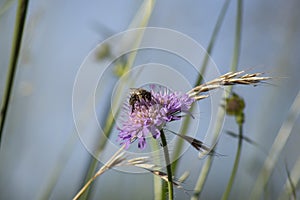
192,0,243,198
172,0,231,174
0,0,29,147
251,90,300,199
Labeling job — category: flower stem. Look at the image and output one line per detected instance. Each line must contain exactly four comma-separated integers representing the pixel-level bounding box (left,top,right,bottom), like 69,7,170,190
160,130,174,200
221,124,243,200
0,0,29,147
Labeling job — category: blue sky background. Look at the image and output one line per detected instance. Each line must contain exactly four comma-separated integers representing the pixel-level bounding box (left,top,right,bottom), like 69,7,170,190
0,0,299,199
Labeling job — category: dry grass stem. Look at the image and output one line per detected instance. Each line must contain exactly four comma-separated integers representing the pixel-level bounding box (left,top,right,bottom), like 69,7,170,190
127,156,184,189
73,145,126,200
187,70,271,100
126,156,157,169
73,151,170,200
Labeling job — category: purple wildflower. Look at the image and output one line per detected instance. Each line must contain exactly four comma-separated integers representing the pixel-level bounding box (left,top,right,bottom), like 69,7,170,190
118,88,195,149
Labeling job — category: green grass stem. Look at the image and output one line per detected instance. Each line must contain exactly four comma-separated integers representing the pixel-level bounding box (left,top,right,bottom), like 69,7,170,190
278,156,300,200
192,0,243,199
221,124,243,200
81,1,156,199
0,0,29,147
172,0,231,173
251,91,300,199
160,130,174,200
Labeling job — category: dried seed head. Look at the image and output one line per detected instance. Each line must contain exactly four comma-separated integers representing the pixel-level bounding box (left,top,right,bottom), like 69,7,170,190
187,70,271,100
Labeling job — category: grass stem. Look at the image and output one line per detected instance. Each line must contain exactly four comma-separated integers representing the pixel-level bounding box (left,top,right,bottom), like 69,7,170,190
221,124,243,200
192,0,243,198
251,91,300,199
0,0,29,147
73,145,125,200
81,1,156,199
160,130,174,200
150,139,163,200
172,0,231,173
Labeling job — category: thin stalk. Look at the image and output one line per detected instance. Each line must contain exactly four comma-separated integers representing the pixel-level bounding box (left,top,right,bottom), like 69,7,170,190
191,107,225,200
195,0,231,87
160,130,174,200
192,0,243,199
251,91,300,199
221,124,243,200
150,139,163,200
278,156,300,200
81,68,147,200
79,109,116,200
230,0,243,70
73,145,125,200
81,1,156,199
0,0,29,147
172,0,231,173
0,0,15,16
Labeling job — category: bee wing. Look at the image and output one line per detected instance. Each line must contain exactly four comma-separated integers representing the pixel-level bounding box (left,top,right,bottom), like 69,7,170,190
129,88,141,94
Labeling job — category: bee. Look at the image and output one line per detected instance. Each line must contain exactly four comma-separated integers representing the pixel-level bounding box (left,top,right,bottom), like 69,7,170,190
129,88,152,113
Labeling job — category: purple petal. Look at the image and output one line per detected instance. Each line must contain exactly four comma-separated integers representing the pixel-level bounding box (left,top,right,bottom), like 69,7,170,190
138,137,146,149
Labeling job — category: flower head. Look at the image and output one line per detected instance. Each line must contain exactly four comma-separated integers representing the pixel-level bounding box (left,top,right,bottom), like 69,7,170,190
118,71,270,150
118,88,194,149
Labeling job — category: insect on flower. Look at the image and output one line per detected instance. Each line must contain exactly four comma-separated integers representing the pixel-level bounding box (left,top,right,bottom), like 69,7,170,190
118,71,271,150
118,86,195,149
129,88,152,113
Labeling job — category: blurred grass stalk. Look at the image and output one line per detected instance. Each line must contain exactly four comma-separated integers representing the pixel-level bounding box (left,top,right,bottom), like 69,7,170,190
160,130,174,200
279,155,300,200
192,0,243,199
251,90,300,199
171,0,231,198
37,126,79,199
150,140,163,200
171,0,231,174
80,1,156,199
73,145,126,200
221,124,243,200
0,0,29,147
0,0,16,17
36,1,156,199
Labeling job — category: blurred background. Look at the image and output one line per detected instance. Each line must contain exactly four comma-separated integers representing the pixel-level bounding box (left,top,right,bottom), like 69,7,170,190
0,0,299,199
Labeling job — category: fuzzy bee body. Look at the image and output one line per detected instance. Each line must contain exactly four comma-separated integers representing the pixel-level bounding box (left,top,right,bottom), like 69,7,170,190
129,88,152,113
